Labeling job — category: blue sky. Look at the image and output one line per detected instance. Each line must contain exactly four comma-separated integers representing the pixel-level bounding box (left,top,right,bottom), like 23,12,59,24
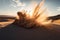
0,0,60,16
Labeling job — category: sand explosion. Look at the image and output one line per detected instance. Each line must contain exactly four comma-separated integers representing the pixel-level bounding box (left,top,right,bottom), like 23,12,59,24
15,0,52,28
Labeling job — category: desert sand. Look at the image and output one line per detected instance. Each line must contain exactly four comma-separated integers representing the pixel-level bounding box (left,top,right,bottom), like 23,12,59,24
0,20,60,40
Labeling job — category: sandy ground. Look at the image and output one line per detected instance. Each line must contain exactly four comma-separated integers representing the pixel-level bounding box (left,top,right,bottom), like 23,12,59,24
53,20,60,25
0,19,15,28
0,20,60,40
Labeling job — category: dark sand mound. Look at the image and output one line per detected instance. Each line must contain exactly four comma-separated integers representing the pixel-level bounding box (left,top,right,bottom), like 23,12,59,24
0,23,60,40
0,15,16,19
0,15,15,28
48,14,60,22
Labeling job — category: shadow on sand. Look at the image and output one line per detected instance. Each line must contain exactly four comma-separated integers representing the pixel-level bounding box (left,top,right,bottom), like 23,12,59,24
0,22,60,40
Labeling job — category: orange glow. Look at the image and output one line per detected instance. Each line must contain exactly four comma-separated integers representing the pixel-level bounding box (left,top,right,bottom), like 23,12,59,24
18,0,52,26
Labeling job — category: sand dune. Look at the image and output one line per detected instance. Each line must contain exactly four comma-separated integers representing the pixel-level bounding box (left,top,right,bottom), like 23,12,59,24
53,20,60,25
0,15,15,28
0,15,16,19
0,21,60,40
0,19,15,28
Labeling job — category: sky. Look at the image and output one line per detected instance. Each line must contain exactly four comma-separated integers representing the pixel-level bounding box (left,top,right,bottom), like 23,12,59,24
0,0,60,16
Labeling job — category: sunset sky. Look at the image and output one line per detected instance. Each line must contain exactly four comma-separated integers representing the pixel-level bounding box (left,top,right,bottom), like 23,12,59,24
0,0,60,16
